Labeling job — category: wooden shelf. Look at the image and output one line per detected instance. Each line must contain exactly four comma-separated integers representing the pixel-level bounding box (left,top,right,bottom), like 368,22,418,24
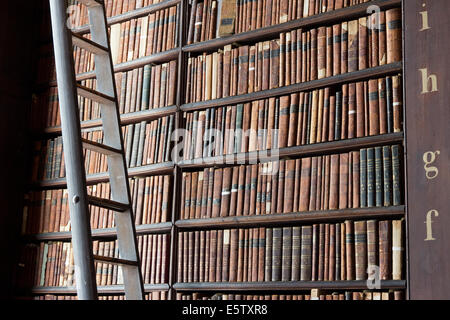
31,283,170,295
72,0,181,36
31,161,175,190
41,105,177,136
23,222,173,242
173,280,407,292
44,48,180,87
181,62,402,112
183,0,401,54
178,133,404,170
175,206,405,230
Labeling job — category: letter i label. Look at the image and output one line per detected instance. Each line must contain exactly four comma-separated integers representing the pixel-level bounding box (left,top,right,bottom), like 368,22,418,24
420,3,431,31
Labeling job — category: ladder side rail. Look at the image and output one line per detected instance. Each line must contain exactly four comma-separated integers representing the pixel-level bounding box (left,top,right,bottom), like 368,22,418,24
87,2,145,300
48,0,98,300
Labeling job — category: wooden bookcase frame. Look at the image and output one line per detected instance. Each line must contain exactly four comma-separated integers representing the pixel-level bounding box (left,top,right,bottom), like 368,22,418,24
25,0,413,299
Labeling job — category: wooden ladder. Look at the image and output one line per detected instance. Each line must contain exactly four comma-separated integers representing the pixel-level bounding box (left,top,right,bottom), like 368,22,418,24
48,0,144,300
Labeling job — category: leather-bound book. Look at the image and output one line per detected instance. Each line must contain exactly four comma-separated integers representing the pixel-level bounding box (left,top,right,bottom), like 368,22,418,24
350,151,360,208
358,17,368,70
265,228,273,281
258,227,266,281
236,165,246,216
288,93,299,147
190,171,198,219
367,220,378,274
283,160,296,213
292,226,301,281
329,154,340,210
354,221,367,280
206,168,214,218
392,145,402,206
251,228,259,282
270,39,280,89
367,148,375,207
275,161,285,214
310,28,318,81
238,46,249,95
324,223,331,281
348,83,356,139
392,75,403,133
237,228,244,282
378,11,387,65
218,0,236,37
378,77,388,135
212,168,223,217
308,157,318,211
216,230,223,282
278,95,290,148
229,229,239,282
347,20,358,73
334,90,342,140
322,88,330,143
379,220,392,280
383,146,393,206
205,230,210,282
272,228,283,281
228,167,239,216
335,223,341,281
386,8,402,63
311,224,319,281
385,76,394,133
375,147,383,207
370,13,379,67
345,220,354,280
193,231,200,282
332,24,342,76
187,232,194,282
279,33,286,87
249,164,258,216
199,231,206,282
368,79,380,136
360,148,367,207
220,167,232,217
318,224,325,280
300,226,313,281
209,229,217,282
339,152,349,209
328,224,336,281
317,27,327,79
281,227,293,281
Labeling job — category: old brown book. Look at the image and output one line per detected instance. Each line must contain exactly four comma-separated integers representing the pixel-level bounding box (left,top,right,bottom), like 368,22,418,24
379,220,392,280
345,220,354,280
354,221,367,280
386,8,402,64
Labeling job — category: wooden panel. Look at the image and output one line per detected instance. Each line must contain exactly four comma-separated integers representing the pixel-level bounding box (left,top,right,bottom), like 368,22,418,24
404,0,450,300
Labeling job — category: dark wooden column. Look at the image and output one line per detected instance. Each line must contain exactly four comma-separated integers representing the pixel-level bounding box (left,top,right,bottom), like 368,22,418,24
404,0,450,300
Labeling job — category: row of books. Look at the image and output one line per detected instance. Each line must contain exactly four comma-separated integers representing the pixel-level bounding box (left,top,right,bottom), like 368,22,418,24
34,292,167,300
177,290,404,300
31,61,177,130
182,75,403,160
72,4,179,76
187,0,375,44
185,8,402,103
68,0,168,29
22,175,171,235
180,145,403,220
177,219,404,283
31,115,174,181
18,235,170,288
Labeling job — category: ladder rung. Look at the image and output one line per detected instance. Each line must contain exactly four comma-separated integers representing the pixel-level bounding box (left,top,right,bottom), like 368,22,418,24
72,33,108,55
81,138,122,156
88,195,130,212
77,84,115,105
93,255,138,267
77,0,102,7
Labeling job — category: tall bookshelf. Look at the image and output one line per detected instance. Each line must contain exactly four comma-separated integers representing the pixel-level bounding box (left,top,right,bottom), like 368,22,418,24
14,0,449,300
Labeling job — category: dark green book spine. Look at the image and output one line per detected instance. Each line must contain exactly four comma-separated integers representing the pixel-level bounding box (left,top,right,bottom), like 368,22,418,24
334,90,342,141
235,104,243,153
141,64,151,110
375,147,383,207
360,149,367,207
392,145,402,206
367,148,375,207
383,146,392,206
271,227,282,281
281,227,292,282
386,76,393,133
